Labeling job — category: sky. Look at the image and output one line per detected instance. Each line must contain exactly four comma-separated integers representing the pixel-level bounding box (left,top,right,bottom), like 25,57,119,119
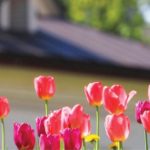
140,3,150,24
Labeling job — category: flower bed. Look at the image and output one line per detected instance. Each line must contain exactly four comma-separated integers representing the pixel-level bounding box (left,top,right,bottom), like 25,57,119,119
0,75,150,150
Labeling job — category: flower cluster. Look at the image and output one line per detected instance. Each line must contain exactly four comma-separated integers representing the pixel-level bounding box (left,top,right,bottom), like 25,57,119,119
0,75,150,150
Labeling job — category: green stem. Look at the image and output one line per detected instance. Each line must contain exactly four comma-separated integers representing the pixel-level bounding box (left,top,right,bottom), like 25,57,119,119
119,141,123,150
96,106,100,150
36,137,39,150
44,100,48,116
60,138,64,150
1,119,5,150
82,139,86,150
144,130,149,150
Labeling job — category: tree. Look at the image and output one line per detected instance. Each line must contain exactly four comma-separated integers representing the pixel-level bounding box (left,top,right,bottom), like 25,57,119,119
59,0,144,40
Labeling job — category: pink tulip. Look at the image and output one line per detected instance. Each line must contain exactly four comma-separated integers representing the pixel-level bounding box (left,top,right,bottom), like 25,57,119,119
103,84,136,114
135,101,150,123
44,107,71,135
141,110,150,133
34,75,56,101
14,123,35,150
105,114,130,142
44,105,90,137
84,82,103,106
61,128,82,150
36,116,47,137
39,134,60,150
68,104,91,137
0,97,10,119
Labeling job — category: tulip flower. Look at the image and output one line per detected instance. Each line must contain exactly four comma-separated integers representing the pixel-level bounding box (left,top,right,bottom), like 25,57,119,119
141,110,150,133
68,104,91,137
34,75,56,116
68,105,90,150
105,114,130,150
45,108,62,135
135,85,150,150
84,82,103,107
14,123,35,150
39,134,60,150
0,97,10,150
84,82,103,150
135,101,150,124
45,105,90,137
45,107,71,135
34,75,56,101
61,128,82,150
0,97,10,119
103,84,136,114
141,110,150,150
36,116,47,137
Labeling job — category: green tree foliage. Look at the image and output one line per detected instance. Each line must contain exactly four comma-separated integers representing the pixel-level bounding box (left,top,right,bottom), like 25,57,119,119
59,0,144,40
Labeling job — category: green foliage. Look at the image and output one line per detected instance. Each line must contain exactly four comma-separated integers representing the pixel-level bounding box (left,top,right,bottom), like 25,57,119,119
59,0,144,40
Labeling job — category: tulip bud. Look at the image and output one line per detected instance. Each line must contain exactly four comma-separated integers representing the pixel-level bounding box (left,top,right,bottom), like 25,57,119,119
34,75,56,101
0,97,10,119
135,101,150,123
105,114,130,142
84,82,103,107
141,110,150,133
14,123,35,150
103,84,136,114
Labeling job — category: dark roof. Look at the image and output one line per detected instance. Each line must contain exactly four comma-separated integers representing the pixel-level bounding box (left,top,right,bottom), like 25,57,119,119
38,19,150,70
0,19,150,78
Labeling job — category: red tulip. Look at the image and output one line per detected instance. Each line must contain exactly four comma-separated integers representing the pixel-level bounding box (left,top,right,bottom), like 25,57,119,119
39,134,60,150
135,101,150,124
141,110,150,133
0,97,10,119
14,123,35,150
36,116,47,137
103,84,136,114
84,82,103,106
105,114,130,142
68,104,91,137
34,75,56,100
45,109,62,135
61,128,82,150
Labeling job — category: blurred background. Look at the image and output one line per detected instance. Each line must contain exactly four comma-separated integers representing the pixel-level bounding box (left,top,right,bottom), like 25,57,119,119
0,0,150,149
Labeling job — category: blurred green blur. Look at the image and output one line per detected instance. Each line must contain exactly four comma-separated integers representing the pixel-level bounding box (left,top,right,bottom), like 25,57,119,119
58,0,144,40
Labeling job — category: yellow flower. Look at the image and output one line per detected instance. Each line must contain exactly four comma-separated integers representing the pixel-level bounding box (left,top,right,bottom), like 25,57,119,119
109,141,119,150
84,134,100,143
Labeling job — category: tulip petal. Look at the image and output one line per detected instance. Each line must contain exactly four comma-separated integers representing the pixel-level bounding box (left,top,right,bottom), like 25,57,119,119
127,90,137,104
141,110,150,133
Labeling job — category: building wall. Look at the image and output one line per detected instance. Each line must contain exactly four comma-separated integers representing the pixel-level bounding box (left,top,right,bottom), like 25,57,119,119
0,0,10,30
10,0,28,31
0,0,59,32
